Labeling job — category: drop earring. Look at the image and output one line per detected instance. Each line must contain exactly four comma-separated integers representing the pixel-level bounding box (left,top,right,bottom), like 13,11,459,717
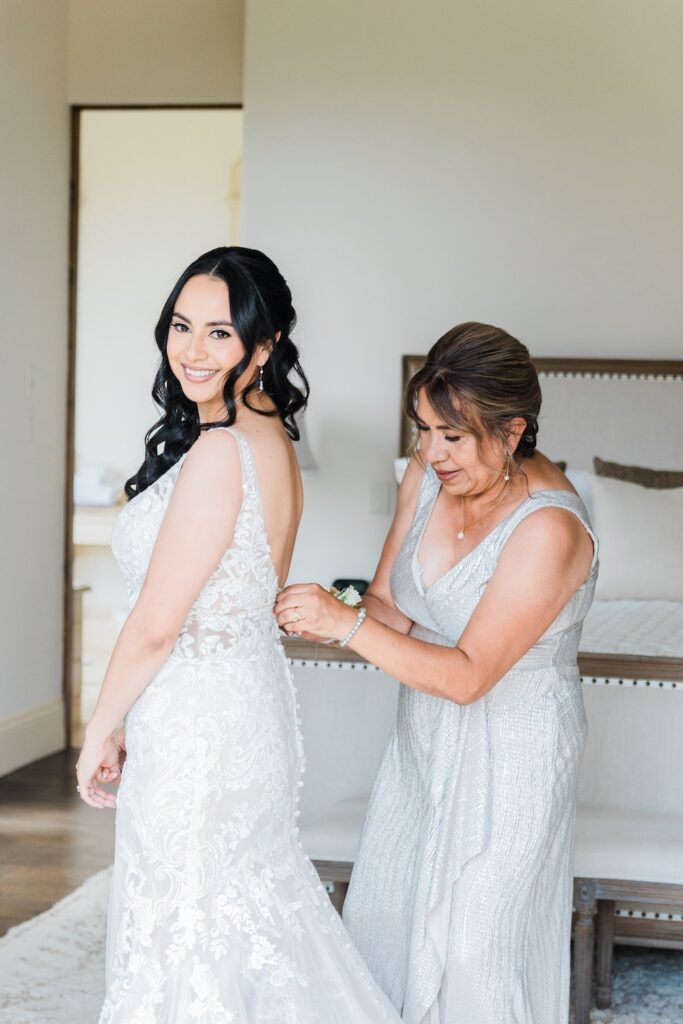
258,366,264,392
504,452,511,481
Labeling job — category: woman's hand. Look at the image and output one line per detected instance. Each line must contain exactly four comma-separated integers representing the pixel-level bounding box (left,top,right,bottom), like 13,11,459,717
96,727,126,786
275,584,358,643
76,728,121,809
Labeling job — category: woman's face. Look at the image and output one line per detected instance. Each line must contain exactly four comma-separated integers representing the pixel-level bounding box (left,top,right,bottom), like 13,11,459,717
415,388,515,497
166,274,257,421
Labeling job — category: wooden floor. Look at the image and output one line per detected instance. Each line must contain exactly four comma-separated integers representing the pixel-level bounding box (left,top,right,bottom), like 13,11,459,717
0,749,115,936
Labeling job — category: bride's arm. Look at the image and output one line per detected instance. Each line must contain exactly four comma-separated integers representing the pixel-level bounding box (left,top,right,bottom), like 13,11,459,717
76,430,242,806
277,507,592,705
352,455,426,633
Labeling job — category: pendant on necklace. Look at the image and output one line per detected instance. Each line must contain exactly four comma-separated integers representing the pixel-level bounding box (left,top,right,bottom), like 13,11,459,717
456,529,465,540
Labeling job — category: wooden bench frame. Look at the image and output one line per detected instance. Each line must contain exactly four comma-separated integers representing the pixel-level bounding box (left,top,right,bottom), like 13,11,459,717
287,637,683,1021
573,878,683,1024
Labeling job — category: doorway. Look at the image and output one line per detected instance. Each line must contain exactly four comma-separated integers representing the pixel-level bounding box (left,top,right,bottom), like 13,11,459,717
64,105,243,745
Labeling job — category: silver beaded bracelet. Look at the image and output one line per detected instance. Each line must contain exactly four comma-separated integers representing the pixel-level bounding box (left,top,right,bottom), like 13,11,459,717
338,607,367,648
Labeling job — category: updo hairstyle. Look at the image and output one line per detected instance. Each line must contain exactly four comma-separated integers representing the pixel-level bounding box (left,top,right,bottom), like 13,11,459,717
405,321,542,460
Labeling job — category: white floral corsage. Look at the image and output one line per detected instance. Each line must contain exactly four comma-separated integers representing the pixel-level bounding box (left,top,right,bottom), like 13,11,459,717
328,584,362,607
316,584,362,645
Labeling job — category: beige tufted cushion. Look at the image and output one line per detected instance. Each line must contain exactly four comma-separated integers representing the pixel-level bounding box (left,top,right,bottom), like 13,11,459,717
302,800,683,887
574,807,683,884
300,797,367,862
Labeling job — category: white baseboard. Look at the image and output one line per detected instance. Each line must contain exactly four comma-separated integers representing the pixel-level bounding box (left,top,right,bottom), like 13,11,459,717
0,699,65,777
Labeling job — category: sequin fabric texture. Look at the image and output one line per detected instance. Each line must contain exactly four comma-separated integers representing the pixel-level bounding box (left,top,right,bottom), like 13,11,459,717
343,463,599,1024
101,427,401,1024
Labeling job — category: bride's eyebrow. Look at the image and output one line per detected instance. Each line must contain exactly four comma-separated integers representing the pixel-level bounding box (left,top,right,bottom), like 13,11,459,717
171,312,234,328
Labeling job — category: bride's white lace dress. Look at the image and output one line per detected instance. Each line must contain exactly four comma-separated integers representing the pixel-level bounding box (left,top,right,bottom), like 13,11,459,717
101,427,399,1023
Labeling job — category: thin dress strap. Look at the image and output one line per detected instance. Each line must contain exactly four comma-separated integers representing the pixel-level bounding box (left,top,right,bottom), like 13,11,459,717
208,426,260,508
205,426,273,562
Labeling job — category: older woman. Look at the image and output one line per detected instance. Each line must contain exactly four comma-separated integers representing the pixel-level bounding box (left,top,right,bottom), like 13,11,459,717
276,322,598,1024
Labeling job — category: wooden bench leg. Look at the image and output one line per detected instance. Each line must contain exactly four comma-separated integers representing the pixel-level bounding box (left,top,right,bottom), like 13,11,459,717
327,880,349,916
573,879,597,1024
596,899,615,1009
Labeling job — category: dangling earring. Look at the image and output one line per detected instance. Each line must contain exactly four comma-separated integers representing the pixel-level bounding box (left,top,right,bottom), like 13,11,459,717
258,365,264,392
503,452,511,481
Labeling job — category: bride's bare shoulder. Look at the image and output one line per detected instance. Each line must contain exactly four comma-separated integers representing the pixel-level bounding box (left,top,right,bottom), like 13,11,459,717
238,418,301,497
248,419,298,462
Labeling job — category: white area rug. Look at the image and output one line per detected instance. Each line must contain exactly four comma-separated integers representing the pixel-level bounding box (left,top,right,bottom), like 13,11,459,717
1,868,681,1022
0,868,110,1023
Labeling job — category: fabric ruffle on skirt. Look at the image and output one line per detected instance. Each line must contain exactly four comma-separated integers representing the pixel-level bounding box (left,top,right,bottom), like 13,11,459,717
401,699,492,1024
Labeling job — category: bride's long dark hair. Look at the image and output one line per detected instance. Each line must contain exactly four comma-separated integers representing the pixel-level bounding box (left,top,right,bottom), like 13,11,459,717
125,246,309,499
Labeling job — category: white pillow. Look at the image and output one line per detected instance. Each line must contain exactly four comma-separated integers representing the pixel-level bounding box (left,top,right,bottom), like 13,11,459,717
565,467,595,523
394,457,409,485
591,475,683,600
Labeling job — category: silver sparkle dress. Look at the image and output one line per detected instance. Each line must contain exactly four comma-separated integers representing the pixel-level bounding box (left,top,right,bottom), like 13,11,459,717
343,463,599,1024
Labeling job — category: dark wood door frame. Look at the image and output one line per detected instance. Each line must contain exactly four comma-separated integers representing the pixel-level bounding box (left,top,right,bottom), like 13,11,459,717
62,103,242,747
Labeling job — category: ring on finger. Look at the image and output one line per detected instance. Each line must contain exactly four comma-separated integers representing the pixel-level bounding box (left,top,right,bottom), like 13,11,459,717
291,611,301,623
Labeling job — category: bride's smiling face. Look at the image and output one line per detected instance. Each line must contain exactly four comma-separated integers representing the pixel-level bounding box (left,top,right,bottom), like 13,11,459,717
166,274,248,418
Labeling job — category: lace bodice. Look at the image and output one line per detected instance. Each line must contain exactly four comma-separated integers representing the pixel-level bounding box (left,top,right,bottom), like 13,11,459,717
111,427,279,663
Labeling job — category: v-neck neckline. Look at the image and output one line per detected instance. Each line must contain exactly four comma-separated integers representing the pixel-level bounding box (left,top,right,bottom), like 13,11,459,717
411,475,571,597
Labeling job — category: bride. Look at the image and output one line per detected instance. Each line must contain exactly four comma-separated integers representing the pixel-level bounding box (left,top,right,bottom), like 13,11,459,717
75,246,400,1023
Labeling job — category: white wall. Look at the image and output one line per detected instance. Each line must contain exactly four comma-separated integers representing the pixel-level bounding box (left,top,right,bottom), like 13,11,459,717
75,108,243,484
68,0,244,104
242,0,683,586
0,1,69,769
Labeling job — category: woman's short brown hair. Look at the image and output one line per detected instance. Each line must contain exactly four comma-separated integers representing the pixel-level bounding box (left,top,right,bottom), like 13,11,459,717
405,321,542,459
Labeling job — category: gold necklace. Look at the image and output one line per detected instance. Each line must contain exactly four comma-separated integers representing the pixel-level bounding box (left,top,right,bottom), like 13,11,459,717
456,476,516,540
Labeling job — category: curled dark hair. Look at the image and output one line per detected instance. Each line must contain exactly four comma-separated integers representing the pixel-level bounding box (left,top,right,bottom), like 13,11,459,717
125,246,309,499
405,321,542,460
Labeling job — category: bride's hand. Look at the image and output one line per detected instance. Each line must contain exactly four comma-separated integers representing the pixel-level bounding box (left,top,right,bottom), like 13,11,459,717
275,584,357,643
76,730,120,809
96,727,126,786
